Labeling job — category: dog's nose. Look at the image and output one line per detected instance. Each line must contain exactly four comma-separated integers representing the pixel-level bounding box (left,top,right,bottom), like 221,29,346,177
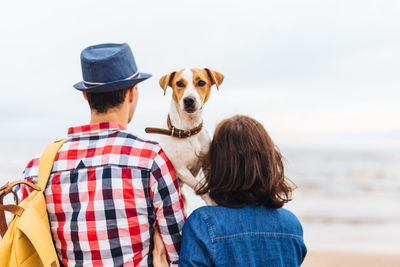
183,97,195,108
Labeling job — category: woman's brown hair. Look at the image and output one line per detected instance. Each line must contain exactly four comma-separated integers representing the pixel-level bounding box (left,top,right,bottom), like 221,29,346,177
197,115,294,209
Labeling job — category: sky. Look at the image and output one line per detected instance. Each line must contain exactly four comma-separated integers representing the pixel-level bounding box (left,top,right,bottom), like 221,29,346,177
0,0,399,150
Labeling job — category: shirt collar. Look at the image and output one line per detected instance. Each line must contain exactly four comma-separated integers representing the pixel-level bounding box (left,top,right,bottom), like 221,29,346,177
68,122,126,137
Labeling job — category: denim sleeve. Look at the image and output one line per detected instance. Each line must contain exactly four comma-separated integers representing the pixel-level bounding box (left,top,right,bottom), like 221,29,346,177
179,209,213,267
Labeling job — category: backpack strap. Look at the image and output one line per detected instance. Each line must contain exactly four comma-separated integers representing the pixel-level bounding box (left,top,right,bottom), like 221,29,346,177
0,139,66,238
0,181,40,237
38,139,67,192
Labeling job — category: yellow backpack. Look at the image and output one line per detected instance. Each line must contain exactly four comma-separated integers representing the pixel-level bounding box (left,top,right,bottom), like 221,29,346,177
0,140,66,267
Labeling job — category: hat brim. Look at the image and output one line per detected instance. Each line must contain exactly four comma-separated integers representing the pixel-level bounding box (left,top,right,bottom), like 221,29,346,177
73,72,152,93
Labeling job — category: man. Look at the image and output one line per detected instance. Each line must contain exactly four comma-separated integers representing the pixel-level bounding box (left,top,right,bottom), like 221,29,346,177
17,43,186,266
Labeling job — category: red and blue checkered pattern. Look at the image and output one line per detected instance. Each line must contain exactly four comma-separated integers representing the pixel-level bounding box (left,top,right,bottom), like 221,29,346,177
16,122,186,266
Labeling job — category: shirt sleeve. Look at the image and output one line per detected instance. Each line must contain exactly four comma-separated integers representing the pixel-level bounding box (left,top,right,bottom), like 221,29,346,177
150,148,186,266
14,157,40,203
179,209,213,267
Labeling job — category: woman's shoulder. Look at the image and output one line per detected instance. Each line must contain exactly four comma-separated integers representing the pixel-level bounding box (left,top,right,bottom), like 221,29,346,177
189,205,300,220
186,205,303,237
186,205,241,223
184,206,235,232
184,206,219,225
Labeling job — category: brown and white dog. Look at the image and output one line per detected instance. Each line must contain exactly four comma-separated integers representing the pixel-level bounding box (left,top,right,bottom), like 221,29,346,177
146,68,223,199
146,68,223,266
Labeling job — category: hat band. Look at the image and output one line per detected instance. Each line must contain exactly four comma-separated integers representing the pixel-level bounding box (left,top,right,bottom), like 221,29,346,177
83,71,140,86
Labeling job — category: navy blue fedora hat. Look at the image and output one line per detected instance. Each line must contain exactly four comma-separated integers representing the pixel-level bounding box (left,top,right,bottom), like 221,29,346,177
74,43,151,93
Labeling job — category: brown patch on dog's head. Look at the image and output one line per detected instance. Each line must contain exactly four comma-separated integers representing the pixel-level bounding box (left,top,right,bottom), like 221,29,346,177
159,71,177,96
159,68,224,107
204,68,224,90
159,69,187,104
189,68,214,104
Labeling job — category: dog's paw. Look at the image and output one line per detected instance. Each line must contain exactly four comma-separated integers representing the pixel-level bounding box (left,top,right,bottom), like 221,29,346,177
176,169,198,189
201,193,217,206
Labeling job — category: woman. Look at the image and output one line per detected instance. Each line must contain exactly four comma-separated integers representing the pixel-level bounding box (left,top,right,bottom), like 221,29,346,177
179,115,307,266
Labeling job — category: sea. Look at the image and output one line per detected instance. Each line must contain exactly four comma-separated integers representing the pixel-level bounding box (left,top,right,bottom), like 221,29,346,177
1,144,399,253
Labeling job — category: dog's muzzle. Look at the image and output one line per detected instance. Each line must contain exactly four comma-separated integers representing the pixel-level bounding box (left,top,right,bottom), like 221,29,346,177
183,97,196,113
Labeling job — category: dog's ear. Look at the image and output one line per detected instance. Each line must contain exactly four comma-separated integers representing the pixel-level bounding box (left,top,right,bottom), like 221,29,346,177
159,71,176,96
204,68,224,90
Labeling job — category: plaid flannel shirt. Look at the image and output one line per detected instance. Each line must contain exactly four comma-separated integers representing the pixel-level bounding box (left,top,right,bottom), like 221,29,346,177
16,122,186,267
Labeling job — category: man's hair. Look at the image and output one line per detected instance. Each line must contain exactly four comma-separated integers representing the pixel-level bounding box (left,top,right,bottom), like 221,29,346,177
86,87,131,113
197,115,295,209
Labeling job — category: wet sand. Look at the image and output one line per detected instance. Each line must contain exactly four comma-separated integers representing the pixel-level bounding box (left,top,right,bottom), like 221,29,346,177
302,249,400,267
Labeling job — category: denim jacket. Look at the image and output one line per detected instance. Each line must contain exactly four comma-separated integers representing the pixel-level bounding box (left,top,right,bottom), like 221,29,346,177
179,205,306,267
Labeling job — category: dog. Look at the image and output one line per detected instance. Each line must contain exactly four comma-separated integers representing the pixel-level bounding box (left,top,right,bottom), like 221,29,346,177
145,68,223,266
146,68,223,199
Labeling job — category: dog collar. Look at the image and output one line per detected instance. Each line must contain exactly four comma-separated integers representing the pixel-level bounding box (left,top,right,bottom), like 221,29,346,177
145,114,203,138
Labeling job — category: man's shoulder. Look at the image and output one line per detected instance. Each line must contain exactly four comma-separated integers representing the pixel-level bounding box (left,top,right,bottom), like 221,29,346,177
23,132,163,177
117,130,165,162
22,156,41,179
119,130,161,151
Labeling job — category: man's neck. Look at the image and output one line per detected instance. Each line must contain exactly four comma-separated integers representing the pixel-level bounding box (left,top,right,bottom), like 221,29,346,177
90,110,128,129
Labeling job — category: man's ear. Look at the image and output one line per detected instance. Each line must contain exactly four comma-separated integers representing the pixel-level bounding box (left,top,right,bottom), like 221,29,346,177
159,71,176,96
82,92,88,101
204,68,224,90
128,85,137,102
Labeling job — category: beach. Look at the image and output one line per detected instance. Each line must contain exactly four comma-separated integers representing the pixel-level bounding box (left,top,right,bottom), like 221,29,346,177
303,250,400,267
286,148,400,266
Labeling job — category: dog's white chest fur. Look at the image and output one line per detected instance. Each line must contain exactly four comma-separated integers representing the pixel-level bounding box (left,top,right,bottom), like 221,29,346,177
159,127,210,174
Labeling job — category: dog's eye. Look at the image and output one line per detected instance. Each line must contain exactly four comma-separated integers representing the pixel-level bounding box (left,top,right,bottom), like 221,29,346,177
197,80,206,86
176,81,184,87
